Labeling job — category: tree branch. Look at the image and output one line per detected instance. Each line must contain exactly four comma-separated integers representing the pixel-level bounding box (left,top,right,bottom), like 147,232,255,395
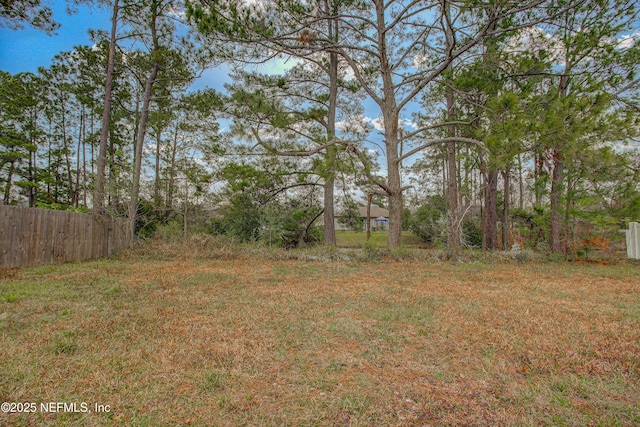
398,137,487,164
251,128,339,156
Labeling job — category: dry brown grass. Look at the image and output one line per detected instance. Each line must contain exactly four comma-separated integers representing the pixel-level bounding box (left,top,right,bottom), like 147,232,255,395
1,241,639,426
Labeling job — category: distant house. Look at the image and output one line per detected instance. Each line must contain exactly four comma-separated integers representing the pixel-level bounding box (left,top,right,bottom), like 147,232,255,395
334,204,390,231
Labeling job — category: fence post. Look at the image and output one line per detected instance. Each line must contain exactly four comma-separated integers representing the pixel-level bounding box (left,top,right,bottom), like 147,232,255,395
627,222,639,260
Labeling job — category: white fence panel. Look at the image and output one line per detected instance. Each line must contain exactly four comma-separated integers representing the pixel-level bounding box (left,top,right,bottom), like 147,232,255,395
626,222,639,260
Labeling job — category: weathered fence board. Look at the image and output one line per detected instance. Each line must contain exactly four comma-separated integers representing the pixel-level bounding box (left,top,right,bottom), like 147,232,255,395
0,205,131,269
627,222,639,260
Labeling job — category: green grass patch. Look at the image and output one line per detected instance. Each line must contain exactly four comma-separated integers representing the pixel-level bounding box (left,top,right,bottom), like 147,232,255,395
335,230,423,248
0,252,638,426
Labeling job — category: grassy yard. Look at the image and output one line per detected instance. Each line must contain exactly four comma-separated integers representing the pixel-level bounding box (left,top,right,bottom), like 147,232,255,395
335,231,424,248
1,241,639,426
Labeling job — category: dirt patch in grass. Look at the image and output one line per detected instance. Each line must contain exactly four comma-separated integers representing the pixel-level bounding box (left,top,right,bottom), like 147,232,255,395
1,255,639,426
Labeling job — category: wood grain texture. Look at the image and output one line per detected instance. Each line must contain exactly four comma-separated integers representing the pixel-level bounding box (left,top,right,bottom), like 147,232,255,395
0,205,131,268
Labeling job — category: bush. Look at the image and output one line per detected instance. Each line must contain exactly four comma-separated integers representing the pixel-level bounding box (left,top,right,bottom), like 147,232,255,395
220,193,262,242
461,218,482,248
135,199,170,238
155,221,183,240
279,203,323,249
338,200,364,232
409,195,448,244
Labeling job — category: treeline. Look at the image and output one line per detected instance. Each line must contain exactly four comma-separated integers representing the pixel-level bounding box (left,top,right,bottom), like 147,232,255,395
1,0,639,257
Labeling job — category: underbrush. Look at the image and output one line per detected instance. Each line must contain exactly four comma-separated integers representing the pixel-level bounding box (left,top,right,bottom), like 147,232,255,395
118,234,553,264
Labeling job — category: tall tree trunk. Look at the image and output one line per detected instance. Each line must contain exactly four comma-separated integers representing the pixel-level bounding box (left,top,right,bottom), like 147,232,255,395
549,149,564,254
517,152,524,210
446,143,459,256
128,62,159,236
61,100,74,206
564,175,573,255
385,127,403,248
366,193,372,241
83,107,90,207
94,0,119,215
47,120,52,199
29,150,35,207
534,152,543,206
443,0,459,258
154,131,161,206
54,145,60,203
502,168,510,251
4,161,14,204
446,88,459,258
75,105,84,208
371,0,402,248
323,15,338,245
549,72,570,255
320,0,338,246
482,167,499,250
28,107,37,207
323,170,336,245
108,128,118,211
167,123,179,211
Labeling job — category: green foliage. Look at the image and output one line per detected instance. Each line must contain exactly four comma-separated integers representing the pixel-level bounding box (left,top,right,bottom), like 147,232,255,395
0,71,44,204
1,0,639,260
511,207,549,251
155,221,184,240
461,218,482,249
409,195,448,244
0,0,60,33
279,201,323,248
338,200,363,232
215,160,323,248
402,208,412,231
33,202,89,214
218,193,323,248
135,199,170,238
220,193,262,242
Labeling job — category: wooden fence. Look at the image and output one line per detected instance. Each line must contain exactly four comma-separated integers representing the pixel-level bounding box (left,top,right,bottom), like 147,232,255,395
0,205,132,269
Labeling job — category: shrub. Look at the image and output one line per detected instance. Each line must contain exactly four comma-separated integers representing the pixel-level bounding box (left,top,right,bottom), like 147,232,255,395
155,220,183,240
409,195,448,244
338,200,364,232
461,218,482,248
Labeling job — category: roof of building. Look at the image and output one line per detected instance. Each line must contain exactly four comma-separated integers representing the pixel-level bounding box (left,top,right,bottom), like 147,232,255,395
357,204,389,218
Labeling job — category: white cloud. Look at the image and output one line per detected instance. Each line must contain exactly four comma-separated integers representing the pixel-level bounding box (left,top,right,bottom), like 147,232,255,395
504,26,563,63
336,116,418,134
336,115,372,133
616,31,640,49
368,117,417,131
260,56,300,75
506,26,640,70
340,65,355,81
412,53,429,70
143,143,157,154
166,5,186,20
399,118,417,129
371,117,385,131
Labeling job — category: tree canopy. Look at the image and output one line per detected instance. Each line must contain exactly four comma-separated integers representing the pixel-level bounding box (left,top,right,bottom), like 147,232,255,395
1,0,638,256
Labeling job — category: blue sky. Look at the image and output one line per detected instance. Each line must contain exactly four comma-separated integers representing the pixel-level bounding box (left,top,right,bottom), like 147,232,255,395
0,2,111,74
0,1,234,91
0,0,395,177
0,0,382,134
